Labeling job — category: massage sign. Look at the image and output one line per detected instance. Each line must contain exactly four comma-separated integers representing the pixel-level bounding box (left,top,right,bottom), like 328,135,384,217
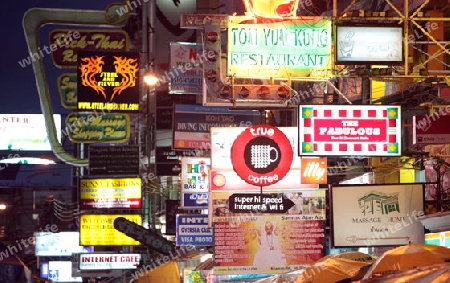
231,124,293,186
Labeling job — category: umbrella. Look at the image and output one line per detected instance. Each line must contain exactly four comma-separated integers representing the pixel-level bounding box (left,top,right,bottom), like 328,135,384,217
294,257,370,283
362,243,450,280
317,251,377,264
355,262,450,283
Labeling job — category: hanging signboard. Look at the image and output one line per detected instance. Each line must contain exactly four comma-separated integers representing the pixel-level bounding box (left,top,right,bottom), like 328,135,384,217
57,73,77,109
65,112,130,143
176,215,213,246
169,42,204,94
227,16,332,79
298,105,401,156
48,29,130,68
180,157,210,208
76,51,139,112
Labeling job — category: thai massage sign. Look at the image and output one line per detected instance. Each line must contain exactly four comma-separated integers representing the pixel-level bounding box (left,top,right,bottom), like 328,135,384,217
231,124,293,186
77,51,139,112
228,16,331,78
298,105,401,156
49,29,129,68
65,112,130,143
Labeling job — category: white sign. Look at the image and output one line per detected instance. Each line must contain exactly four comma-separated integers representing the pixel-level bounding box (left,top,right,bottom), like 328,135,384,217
0,114,61,150
332,184,425,247
48,261,82,282
79,254,141,270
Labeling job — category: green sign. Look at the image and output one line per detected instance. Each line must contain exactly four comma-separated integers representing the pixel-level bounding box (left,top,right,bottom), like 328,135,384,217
65,112,130,143
58,73,77,109
227,16,332,78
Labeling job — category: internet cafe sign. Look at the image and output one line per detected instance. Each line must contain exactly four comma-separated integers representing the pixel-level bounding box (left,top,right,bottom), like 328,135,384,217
228,17,331,78
49,29,129,68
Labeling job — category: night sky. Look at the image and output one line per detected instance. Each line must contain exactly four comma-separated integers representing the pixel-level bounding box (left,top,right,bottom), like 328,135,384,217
0,0,118,114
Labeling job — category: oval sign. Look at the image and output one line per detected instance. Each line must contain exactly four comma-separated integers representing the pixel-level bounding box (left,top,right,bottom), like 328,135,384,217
231,124,293,186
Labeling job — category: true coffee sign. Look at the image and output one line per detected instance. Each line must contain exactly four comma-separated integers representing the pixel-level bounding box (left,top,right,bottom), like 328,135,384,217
231,124,293,186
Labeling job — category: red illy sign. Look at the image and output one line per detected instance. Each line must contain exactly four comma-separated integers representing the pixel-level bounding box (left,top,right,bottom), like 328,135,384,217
231,124,293,186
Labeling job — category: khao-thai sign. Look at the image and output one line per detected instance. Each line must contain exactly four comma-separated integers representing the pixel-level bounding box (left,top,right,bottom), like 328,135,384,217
231,124,293,186
49,29,129,68
77,51,139,112
228,17,331,78
298,105,401,156
57,73,77,109
65,112,130,143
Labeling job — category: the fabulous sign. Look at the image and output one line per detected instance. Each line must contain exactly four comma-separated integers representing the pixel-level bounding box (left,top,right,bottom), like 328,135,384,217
298,105,401,156
228,16,331,78
77,51,139,112
230,124,293,186
49,29,130,68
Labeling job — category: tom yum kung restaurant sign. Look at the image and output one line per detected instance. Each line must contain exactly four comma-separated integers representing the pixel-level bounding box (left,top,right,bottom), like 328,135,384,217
228,17,331,78
231,124,293,186
77,51,139,112
298,105,401,156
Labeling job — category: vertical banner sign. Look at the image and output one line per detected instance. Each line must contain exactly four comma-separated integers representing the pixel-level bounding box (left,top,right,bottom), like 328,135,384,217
77,51,140,112
298,105,401,156
181,157,210,208
169,42,204,94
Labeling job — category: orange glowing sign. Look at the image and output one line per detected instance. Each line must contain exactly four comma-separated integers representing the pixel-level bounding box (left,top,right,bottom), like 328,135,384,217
77,51,139,112
301,157,327,184
243,0,299,19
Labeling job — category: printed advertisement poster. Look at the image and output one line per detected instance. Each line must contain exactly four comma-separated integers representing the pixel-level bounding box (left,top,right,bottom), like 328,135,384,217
332,184,424,247
211,190,326,275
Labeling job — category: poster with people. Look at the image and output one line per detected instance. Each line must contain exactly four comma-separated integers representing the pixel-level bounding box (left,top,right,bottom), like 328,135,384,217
211,189,326,275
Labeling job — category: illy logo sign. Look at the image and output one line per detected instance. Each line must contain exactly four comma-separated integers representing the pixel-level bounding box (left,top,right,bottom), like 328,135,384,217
301,158,327,184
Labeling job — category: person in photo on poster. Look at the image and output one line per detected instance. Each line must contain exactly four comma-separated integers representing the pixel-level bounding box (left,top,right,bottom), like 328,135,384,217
253,220,286,267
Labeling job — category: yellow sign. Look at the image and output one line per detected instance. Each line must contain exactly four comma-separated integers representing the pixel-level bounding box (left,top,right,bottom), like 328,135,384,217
80,214,142,246
227,16,331,78
57,73,77,109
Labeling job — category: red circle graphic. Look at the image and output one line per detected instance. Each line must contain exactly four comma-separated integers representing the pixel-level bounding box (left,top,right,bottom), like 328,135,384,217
231,124,293,186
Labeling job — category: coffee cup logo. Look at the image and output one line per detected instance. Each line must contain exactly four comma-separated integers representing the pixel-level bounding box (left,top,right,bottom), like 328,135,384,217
245,136,281,174
251,145,279,169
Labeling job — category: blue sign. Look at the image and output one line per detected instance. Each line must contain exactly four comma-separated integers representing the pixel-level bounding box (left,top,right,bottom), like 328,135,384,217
176,215,213,246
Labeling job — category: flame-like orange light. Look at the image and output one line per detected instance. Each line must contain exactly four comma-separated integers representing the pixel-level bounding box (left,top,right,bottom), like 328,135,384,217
112,56,139,100
79,56,106,98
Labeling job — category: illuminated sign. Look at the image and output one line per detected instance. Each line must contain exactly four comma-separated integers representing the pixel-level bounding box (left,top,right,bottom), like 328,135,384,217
66,112,130,143
77,51,139,112
181,157,210,192
243,0,299,19
79,253,141,270
413,114,450,145
57,73,77,109
169,42,204,94
176,215,213,246
230,125,293,186
49,29,129,68
301,157,327,184
0,114,61,151
48,261,82,282
79,178,141,209
335,25,403,65
35,232,93,256
228,17,331,78
80,214,142,246
298,105,401,156
210,127,318,190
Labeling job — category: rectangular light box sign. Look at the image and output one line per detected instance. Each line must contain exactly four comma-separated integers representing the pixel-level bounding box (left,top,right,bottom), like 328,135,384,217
227,16,332,78
79,253,141,270
335,25,403,65
298,105,401,156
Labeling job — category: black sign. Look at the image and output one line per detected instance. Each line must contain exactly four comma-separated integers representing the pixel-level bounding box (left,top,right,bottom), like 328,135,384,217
77,50,140,112
228,193,295,213
89,145,139,176
114,217,175,255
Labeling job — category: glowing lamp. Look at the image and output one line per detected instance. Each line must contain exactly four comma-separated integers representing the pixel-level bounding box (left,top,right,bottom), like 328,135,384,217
143,71,159,86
